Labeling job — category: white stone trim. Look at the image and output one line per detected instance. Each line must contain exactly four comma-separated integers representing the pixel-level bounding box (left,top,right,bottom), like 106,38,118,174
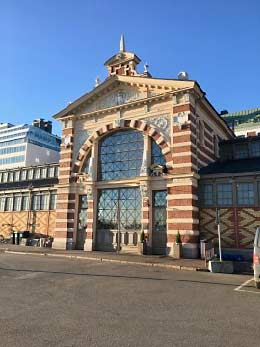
168,194,198,200
167,230,200,235
167,218,199,224
167,206,199,211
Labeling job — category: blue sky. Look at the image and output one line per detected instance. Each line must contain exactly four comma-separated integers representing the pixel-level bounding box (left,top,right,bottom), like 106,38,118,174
1,0,260,135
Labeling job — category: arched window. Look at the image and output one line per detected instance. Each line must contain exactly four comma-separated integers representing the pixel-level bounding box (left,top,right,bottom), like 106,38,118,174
151,139,166,166
98,129,144,181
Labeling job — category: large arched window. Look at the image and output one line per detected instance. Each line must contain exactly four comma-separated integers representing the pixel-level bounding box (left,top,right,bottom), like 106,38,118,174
98,129,144,181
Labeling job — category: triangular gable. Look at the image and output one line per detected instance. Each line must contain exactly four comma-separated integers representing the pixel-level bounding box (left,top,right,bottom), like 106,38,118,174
53,75,195,120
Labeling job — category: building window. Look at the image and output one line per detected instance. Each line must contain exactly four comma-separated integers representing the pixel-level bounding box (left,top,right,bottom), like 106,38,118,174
0,196,5,211
200,184,214,206
21,169,27,181
41,167,47,178
14,171,20,181
32,193,50,210
0,155,25,166
48,166,55,178
41,194,49,210
234,143,249,159
98,129,144,181
34,168,41,180
32,194,41,210
237,183,254,206
50,192,57,210
5,196,13,211
251,141,260,157
13,195,22,211
21,194,29,211
78,195,88,230
3,172,8,182
28,169,34,180
151,139,166,166
217,183,232,206
8,172,14,182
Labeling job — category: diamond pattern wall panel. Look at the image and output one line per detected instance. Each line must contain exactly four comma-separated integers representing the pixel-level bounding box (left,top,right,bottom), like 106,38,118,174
237,208,260,248
200,208,236,248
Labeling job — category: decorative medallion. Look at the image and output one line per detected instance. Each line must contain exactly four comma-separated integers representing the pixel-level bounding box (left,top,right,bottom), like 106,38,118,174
145,115,171,138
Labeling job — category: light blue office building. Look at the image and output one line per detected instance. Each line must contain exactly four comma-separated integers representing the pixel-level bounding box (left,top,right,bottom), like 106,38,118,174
0,119,61,169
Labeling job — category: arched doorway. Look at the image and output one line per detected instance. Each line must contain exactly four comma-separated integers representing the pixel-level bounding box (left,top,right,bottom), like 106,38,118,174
76,123,172,254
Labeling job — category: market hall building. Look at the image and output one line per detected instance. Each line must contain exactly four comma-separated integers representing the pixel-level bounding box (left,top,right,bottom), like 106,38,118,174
52,37,234,258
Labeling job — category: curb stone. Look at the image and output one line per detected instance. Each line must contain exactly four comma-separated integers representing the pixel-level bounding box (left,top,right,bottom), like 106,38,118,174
3,249,207,272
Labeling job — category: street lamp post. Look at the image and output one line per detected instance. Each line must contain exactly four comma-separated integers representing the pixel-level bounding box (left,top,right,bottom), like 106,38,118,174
216,208,222,262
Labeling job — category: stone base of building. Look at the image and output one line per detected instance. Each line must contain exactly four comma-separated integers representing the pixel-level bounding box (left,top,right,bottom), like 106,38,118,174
84,239,93,251
167,242,199,259
52,237,71,250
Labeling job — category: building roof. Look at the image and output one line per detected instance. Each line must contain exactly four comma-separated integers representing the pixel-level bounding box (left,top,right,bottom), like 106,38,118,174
220,134,260,145
221,107,260,123
199,157,260,176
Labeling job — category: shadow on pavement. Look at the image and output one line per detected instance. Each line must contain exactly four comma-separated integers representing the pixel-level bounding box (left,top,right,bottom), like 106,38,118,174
177,279,252,287
0,267,166,281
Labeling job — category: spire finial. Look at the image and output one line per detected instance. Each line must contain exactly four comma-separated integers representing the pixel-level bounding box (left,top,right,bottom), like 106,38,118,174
95,76,100,87
119,34,125,52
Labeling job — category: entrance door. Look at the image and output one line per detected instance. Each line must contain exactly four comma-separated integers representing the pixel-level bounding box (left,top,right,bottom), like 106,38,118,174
96,188,141,251
152,190,167,255
76,195,88,250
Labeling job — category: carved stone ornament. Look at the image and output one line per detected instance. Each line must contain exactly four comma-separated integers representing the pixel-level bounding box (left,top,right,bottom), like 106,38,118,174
82,89,142,113
75,173,89,183
146,115,170,138
173,112,189,128
150,164,164,177
86,187,93,200
62,135,72,148
140,184,148,198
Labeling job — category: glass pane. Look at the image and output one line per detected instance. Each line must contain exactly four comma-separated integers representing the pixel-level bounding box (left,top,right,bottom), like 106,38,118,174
237,183,254,206
217,183,232,206
78,195,88,229
97,188,141,230
151,140,166,166
98,129,144,181
200,184,214,206
153,190,167,231
153,190,167,207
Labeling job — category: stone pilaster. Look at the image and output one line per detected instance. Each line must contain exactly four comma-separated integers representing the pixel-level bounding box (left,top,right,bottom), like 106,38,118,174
53,116,76,250
166,174,200,258
84,186,95,251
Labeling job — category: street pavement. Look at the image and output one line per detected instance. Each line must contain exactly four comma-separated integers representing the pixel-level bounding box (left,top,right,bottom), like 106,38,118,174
0,253,259,347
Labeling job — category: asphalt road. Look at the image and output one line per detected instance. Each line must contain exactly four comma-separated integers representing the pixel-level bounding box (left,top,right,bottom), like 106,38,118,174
0,253,259,347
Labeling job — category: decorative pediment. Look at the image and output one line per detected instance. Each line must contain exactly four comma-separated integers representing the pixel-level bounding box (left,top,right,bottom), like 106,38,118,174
54,74,195,120
80,86,144,114
150,164,165,177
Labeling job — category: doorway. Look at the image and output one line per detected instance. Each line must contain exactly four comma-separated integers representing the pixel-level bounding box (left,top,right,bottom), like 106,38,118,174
152,190,167,255
96,188,141,251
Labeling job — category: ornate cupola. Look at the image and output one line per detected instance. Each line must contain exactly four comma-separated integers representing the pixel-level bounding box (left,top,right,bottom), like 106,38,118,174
104,34,141,77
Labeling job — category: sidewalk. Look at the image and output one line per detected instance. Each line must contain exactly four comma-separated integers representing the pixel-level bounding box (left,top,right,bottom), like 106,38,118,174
0,244,208,272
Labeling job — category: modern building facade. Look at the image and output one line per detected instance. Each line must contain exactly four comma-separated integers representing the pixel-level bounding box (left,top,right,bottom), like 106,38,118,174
52,37,234,257
0,163,58,238
0,119,61,169
199,135,260,257
221,108,260,137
